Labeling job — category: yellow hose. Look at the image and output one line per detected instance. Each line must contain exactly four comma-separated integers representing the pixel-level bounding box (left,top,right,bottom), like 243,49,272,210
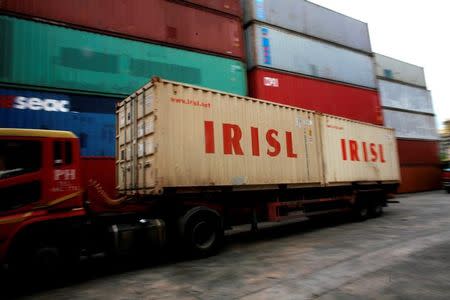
88,179,129,207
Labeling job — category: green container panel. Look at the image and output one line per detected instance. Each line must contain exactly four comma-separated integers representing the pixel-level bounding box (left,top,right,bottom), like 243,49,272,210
0,15,247,96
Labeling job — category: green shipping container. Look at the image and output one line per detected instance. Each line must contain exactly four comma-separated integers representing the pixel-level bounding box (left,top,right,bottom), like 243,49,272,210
0,15,247,97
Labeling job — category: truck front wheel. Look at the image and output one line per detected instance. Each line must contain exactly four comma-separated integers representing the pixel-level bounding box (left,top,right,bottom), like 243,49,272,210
179,207,224,257
9,238,64,281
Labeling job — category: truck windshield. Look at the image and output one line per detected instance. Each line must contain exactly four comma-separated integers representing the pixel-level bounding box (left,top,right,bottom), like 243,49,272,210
0,140,42,179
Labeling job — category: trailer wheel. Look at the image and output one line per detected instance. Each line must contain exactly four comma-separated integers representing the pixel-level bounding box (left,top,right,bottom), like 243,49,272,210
369,199,384,218
180,207,224,257
352,200,369,222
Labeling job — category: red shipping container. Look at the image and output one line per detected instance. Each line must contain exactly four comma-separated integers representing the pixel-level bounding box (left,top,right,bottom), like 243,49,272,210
397,139,440,166
81,157,153,214
80,156,117,201
182,0,242,18
397,165,441,193
0,0,244,60
248,68,383,125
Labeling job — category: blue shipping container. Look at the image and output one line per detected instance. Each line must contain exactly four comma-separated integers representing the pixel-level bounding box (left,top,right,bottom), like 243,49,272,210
0,88,118,156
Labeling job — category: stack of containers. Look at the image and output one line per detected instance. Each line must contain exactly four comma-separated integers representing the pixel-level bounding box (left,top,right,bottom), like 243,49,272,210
375,53,440,193
243,0,383,125
0,0,247,145
0,0,246,195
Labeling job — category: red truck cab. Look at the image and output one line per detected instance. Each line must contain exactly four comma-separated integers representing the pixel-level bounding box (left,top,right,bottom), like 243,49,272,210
0,129,86,268
0,129,165,275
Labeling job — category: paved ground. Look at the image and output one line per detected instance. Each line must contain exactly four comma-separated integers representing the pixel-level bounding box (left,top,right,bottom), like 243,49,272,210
4,190,450,299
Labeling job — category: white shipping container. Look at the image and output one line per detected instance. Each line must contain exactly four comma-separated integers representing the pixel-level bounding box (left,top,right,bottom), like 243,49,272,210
383,109,439,140
375,53,427,87
116,78,399,195
246,23,376,89
379,79,434,114
243,0,372,53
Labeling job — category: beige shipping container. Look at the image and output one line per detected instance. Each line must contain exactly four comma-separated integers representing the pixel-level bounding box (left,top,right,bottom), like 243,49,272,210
117,78,400,195
321,115,400,185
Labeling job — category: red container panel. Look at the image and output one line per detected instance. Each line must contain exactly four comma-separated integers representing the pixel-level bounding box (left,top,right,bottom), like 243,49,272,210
182,0,242,18
81,157,152,214
398,165,441,193
80,156,117,204
397,139,440,166
0,0,244,60
248,68,383,125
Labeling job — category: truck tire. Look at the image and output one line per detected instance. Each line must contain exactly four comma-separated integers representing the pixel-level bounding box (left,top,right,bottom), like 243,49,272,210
352,200,369,222
31,243,63,277
9,239,64,281
179,207,224,257
369,199,384,218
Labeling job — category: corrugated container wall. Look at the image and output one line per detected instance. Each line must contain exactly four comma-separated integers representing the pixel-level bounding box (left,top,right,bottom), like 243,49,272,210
375,53,440,193
378,79,434,114
81,157,117,208
183,0,242,17
398,165,441,193
383,109,439,140
0,0,244,60
243,0,371,53
375,53,427,87
0,16,247,97
116,79,399,195
0,88,117,156
245,24,376,89
321,115,399,184
397,140,440,166
248,68,383,125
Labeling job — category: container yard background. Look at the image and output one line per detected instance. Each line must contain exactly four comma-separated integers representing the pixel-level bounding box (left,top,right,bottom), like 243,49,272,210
0,0,444,194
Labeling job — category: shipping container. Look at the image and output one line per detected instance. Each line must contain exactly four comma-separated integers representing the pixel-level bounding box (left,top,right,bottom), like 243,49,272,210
0,15,247,97
375,53,427,88
0,110,115,157
81,157,117,210
0,87,117,156
243,0,371,53
116,78,399,194
378,79,434,114
0,87,117,114
320,115,399,184
383,109,439,140
0,0,244,60
397,139,440,165
245,23,376,89
183,0,242,17
248,68,383,125
398,165,441,193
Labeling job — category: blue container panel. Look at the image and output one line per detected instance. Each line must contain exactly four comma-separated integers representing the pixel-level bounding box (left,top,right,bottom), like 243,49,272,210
0,88,118,114
0,109,115,156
